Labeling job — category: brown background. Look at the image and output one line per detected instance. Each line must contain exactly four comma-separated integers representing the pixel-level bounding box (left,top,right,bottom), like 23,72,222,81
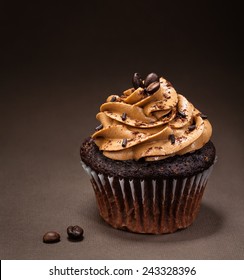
0,1,243,259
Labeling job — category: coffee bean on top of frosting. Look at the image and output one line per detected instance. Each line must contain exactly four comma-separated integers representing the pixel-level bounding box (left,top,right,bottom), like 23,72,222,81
132,73,144,89
145,81,160,95
132,72,160,91
144,73,159,87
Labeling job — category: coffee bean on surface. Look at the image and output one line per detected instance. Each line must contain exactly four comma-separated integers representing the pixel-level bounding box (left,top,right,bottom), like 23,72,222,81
132,73,143,89
67,225,84,240
144,72,159,87
43,231,60,243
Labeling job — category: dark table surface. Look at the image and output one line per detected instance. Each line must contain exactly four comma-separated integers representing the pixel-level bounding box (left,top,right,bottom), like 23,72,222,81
1,1,243,260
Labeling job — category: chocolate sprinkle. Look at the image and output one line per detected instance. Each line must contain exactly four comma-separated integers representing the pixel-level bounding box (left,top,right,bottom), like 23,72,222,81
178,111,186,118
121,112,127,121
169,134,175,144
95,124,103,131
200,113,208,119
110,96,116,102
122,138,127,147
188,124,196,131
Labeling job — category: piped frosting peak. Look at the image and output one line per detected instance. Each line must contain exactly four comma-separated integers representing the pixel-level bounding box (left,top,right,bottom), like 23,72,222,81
92,73,212,161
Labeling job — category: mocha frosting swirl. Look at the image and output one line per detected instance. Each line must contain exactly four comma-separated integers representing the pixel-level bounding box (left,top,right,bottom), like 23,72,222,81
92,75,212,161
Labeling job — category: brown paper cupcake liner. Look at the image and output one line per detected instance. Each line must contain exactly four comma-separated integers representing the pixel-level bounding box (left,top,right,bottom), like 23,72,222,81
81,160,215,234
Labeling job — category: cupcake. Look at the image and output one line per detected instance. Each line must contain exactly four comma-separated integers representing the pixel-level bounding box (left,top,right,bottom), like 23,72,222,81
80,72,216,234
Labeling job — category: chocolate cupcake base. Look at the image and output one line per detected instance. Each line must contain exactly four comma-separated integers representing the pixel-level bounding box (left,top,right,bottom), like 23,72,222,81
81,160,214,234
